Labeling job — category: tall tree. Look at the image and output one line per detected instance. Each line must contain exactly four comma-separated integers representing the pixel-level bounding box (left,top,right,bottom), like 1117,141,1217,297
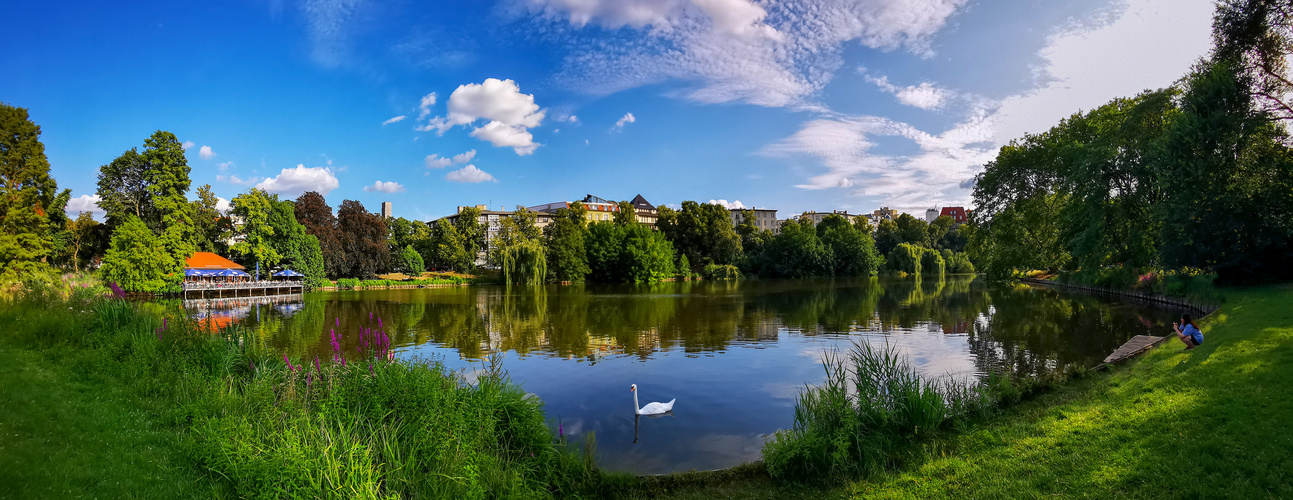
1213,0,1293,122
337,200,389,278
453,205,486,268
873,218,902,256
65,211,99,271
614,200,637,226
817,214,883,276
543,204,589,283
96,148,153,228
230,189,281,275
656,201,741,267
429,218,472,272
142,131,196,281
99,216,171,292
294,191,344,278
0,103,68,281
191,184,232,254
756,219,832,278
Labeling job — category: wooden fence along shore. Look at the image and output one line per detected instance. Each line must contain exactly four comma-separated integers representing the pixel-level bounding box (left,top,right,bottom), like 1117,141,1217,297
1017,278,1221,367
316,283,467,291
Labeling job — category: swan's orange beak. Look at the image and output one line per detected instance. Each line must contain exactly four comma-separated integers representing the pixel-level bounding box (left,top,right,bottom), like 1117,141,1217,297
629,386,634,392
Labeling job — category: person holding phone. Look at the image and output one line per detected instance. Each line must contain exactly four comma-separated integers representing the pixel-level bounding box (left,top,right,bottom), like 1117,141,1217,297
1172,313,1204,350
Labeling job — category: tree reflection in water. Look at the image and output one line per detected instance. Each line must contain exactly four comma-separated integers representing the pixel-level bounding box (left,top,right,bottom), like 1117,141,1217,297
218,275,1177,380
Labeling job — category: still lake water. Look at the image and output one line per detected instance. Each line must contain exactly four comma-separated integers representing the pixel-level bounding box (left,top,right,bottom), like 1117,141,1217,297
188,276,1178,474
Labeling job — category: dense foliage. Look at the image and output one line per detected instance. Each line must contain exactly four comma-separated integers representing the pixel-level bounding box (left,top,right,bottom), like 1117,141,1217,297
0,103,69,283
971,3,1293,284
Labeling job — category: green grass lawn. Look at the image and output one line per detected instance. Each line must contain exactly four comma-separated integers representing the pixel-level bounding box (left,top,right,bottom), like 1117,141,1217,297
649,284,1293,499
0,345,222,499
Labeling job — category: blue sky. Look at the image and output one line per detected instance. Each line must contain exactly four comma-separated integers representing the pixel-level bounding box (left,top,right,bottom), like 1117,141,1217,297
4,0,1216,221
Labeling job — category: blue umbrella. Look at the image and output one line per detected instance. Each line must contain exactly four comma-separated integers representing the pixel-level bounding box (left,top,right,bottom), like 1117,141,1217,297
184,269,210,277
274,269,304,277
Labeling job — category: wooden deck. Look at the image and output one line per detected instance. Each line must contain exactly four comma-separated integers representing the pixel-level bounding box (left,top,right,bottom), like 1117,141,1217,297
1104,335,1167,364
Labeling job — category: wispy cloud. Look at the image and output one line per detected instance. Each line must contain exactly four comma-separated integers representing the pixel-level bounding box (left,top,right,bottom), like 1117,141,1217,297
382,115,407,125
861,70,953,110
610,112,636,132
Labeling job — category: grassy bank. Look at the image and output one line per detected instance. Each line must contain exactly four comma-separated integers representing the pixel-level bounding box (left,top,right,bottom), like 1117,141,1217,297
643,284,1293,499
0,289,600,498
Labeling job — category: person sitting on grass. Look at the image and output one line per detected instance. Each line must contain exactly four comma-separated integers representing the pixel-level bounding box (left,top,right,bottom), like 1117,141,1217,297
1172,313,1204,350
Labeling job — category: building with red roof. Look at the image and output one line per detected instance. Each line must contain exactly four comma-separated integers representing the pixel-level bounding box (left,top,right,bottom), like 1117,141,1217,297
185,252,245,270
940,206,969,224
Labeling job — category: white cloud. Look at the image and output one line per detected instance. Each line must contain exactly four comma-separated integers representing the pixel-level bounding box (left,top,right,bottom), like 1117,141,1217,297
382,115,407,125
762,111,995,213
529,0,967,108
66,194,102,214
215,197,232,212
864,73,951,110
182,140,195,150
221,174,263,186
419,78,545,155
445,164,497,183
708,199,745,209
363,180,406,193
302,0,372,68
198,145,216,160
989,0,1213,143
469,121,540,155
565,114,579,123
452,149,476,163
418,92,437,120
255,164,340,197
217,161,233,171
611,112,636,131
424,154,452,168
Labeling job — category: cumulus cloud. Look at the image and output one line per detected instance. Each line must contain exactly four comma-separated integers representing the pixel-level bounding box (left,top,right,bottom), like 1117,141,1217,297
255,164,340,197
525,0,967,108
864,73,952,110
363,180,406,193
418,79,545,155
215,197,232,212
452,149,476,163
424,154,452,168
445,164,497,183
66,194,102,214
611,112,636,131
382,115,407,125
182,140,195,150
989,0,1213,143
199,145,217,160
708,199,745,209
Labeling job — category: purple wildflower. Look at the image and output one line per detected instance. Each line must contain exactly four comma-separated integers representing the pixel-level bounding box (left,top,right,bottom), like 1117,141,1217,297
378,317,382,328
249,360,254,372
336,317,340,327
314,356,322,376
559,421,564,438
284,354,295,372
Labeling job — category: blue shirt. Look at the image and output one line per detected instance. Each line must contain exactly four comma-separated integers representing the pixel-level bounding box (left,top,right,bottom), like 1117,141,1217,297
1183,324,1203,343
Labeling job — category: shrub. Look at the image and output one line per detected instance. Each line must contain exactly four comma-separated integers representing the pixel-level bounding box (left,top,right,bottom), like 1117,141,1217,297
702,263,741,280
335,278,360,290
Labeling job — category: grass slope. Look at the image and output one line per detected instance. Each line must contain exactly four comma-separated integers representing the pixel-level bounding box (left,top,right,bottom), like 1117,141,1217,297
0,345,219,499
646,285,1292,499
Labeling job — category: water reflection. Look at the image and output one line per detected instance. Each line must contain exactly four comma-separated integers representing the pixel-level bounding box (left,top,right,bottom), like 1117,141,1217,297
190,276,1178,474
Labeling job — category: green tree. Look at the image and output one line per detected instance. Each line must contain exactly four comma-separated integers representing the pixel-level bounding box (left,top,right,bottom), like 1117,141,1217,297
757,219,833,278
926,215,956,249
191,184,232,254
64,211,99,271
99,216,171,292
96,148,153,228
622,223,675,283
266,197,324,285
895,213,928,246
500,239,546,285
430,219,472,272
585,222,625,282
920,246,946,275
543,204,589,282
614,200,637,226
886,243,923,275
656,201,741,267
142,131,196,280
230,189,281,275
873,218,902,256
397,244,426,276
453,206,486,268
0,104,68,281
817,214,883,276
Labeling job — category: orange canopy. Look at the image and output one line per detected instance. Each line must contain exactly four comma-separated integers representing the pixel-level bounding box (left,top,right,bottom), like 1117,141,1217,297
185,252,246,270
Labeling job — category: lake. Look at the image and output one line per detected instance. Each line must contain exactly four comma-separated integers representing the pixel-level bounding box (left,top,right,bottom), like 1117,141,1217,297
186,275,1178,474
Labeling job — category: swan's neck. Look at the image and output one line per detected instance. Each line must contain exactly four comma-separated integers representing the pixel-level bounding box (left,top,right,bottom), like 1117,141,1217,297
633,390,640,413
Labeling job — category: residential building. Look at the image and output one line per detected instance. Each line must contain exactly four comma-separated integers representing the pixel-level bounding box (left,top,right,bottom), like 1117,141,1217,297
872,207,898,221
940,206,969,225
799,210,866,226
528,194,621,223
434,205,554,267
925,208,939,223
629,194,658,226
381,201,392,219
729,207,779,233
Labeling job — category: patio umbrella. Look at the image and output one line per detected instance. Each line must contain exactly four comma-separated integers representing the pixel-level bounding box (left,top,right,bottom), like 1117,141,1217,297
273,269,304,277
184,269,210,277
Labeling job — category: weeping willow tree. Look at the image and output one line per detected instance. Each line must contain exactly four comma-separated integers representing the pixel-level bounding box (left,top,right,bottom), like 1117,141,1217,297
501,239,547,286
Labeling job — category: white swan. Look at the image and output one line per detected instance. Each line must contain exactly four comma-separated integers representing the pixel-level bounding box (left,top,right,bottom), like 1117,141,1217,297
630,384,675,415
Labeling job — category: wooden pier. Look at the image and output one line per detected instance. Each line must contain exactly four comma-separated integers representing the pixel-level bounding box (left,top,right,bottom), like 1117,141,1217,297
1104,335,1168,364
182,281,304,300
